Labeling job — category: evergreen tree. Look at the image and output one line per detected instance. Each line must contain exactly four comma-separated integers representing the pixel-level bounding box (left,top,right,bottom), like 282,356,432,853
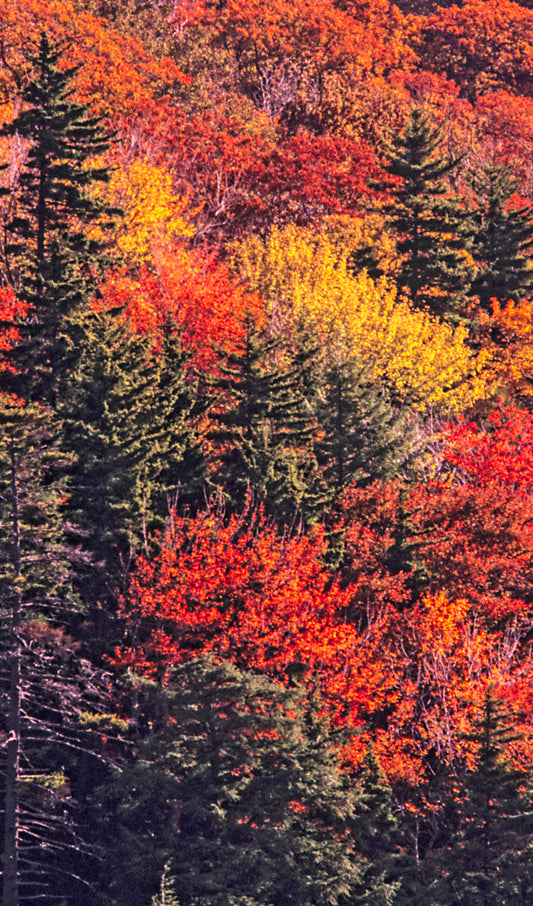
0,31,116,405
348,242,387,282
315,354,417,497
209,314,322,526
0,396,105,906
0,397,66,906
0,37,126,903
60,307,206,612
93,658,371,906
60,306,157,604
470,163,533,313
437,694,533,905
145,317,208,524
350,745,401,906
374,108,474,322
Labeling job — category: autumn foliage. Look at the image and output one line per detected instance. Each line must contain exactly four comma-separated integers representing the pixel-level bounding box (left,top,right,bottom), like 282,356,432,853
99,250,264,374
5,0,533,901
113,501,393,740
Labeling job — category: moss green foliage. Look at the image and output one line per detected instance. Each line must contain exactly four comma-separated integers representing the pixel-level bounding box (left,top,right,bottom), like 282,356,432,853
208,314,323,525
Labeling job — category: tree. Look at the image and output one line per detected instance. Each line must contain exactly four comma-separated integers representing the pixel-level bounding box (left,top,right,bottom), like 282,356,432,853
0,395,102,906
340,403,533,617
95,657,369,906
208,313,322,525
349,745,401,906
315,352,416,496
60,306,157,608
0,0,189,120
413,0,533,103
102,246,265,379
197,0,413,137
0,30,116,404
470,163,533,313
60,306,206,613
437,694,533,905
338,446,533,779
144,316,208,523
99,156,193,268
375,108,474,322
112,496,401,769
234,225,487,412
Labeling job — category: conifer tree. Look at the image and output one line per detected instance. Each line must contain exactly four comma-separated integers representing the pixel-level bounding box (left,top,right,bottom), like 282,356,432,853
0,31,116,405
0,50,135,902
145,317,208,524
209,314,322,526
60,307,206,612
315,354,416,496
438,694,533,905
93,658,370,906
60,307,157,604
350,745,401,906
374,108,474,322
0,396,97,906
470,163,533,313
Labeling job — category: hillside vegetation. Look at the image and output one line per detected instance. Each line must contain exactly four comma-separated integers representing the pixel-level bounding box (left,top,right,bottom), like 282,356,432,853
2,1,533,903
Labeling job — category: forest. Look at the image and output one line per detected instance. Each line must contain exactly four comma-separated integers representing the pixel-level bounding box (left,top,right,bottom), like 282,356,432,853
2,0,533,903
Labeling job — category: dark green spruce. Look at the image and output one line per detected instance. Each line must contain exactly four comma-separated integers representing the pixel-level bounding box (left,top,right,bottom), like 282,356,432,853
372,107,474,323
470,162,533,313
60,307,206,611
349,745,402,906
0,397,105,906
434,694,533,905
209,314,322,526
315,353,416,497
0,31,116,405
92,657,375,906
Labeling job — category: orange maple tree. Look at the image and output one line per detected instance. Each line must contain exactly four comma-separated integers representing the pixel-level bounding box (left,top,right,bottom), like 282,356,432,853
341,405,533,619
112,491,533,783
99,246,264,375
413,0,533,102
112,500,398,760
0,0,190,118
384,591,533,778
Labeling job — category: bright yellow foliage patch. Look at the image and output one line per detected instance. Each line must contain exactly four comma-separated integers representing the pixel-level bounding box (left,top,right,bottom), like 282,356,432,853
103,158,194,266
234,225,490,410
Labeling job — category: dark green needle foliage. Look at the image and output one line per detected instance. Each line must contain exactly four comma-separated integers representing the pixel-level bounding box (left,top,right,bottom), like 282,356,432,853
0,396,94,906
0,31,117,404
61,306,207,611
145,316,208,524
209,314,322,526
374,107,474,323
60,306,159,605
350,745,401,906
470,163,533,314
93,657,370,906
315,353,417,497
0,397,75,606
436,694,533,905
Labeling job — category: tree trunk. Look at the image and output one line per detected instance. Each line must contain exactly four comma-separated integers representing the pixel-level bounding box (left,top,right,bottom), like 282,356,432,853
2,438,22,906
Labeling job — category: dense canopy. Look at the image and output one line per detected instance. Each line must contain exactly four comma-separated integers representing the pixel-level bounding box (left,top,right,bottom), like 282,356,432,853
2,2,533,904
